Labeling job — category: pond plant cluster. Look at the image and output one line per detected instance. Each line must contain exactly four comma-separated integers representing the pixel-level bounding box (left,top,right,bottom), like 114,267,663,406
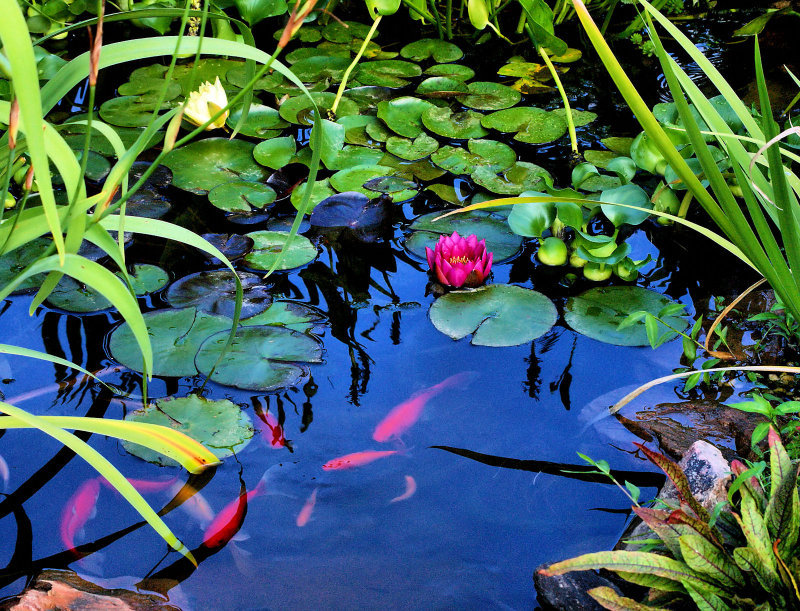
1,0,800,607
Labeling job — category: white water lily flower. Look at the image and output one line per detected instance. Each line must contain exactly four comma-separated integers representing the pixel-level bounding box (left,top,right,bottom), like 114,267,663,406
184,77,229,130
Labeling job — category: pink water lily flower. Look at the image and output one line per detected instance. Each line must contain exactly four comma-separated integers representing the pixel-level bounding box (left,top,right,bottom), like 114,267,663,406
425,231,493,288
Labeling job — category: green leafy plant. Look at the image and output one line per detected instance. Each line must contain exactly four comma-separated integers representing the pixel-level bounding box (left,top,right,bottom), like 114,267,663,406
540,428,800,610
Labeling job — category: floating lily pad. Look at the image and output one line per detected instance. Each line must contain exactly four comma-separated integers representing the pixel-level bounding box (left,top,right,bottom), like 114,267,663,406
226,64,286,92
200,233,254,262
424,63,475,81
243,231,317,271
456,81,521,111
254,136,297,170
109,307,232,376
208,180,277,213
481,107,568,144
379,154,447,181
291,55,352,83
552,108,597,127
329,164,415,201
170,59,240,95
242,300,326,332
421,107,488,139
565,286,688,346
377,96,436,138
124,396,253,465
163,138,268,195
309,191,390,235
472,162,552,195
196,325,323,391
401,38,463,63
69,150,110,182
322,20,374,43
583,150,620,169
60,123,163,157
279,92,359,125
167,270,272,318
416,77,469,98
226,104,288,138
291,178,336,212
481,107,544,132
406,209,522,262
431,139,515,175
385,133,440,160
343,86,395,113
356,60,422,87
364,176,417,195
326,145,385,171
117,76,181,104
429,284,556,346
99,96,175,128
549,48,582,63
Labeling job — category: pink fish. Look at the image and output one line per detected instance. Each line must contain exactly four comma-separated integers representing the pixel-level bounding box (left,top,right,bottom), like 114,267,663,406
389,475,417,504
372,372,476,442
322,450,399,471
60,478,101,555
202,472,270,549
169,482,214,527
0,454,8,491
99,476,177,494
296,487,318,527
256,411,286,449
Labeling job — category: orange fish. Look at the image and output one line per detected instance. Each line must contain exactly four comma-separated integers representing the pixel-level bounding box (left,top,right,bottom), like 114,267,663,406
257,411,286,449
168,481,215,527
389,475,417,503
295,487,318,527
322,450,399,470
373,372,476,442
60,478,101,555
100,476,177,494
202,471,271,549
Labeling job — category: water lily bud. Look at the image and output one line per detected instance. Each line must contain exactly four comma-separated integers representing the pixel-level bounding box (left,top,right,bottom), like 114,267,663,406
425,231,492,288
184,77,229,130
536,236,568,266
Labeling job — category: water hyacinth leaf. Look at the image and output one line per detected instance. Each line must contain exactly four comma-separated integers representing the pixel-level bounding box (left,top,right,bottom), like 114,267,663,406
507,193,555,237
241,300,326,332
429,284,556,346
225,104,288,138
406,210,522,262
356,60,422,88
167,270,272,319
243,231,317,271
291,178,336,212
472,162,552,195
207,180,277,213
401,38,463,63
583,150,620,169
424,63,475,81
235,0,288,25
456,82,521,111
565,287,688,346
601,136,634,156
386,134,440,160
99,96,175,128
600,183,652,227
291,55,351,83
431,139,516,175
416,77,469,98
279,92,359,125
162,138,268,195
253,136,297,170
124,396,254,465
377,96,436,138
195,326,323,391
109,308,232,376
421,107,488,139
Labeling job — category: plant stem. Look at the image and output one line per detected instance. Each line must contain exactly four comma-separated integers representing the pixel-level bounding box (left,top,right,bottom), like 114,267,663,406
330,15,381,116
677,190,693,218
538,46,578,154
446,0,452,39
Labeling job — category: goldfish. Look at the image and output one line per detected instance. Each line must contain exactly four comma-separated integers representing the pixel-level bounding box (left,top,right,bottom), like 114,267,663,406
0,454,8,491
389,475,417,503
372,372,476,442
295,487,318,527
99,476,177,494
322,450,399,471
60,477,101,555
168,482,214,527
202,469,273,548
257,411,286,449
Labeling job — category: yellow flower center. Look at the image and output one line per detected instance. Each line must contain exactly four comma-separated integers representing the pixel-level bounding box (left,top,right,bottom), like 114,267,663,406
448,255,473,265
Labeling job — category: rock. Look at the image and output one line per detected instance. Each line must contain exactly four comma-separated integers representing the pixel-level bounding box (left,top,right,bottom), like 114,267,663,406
533,563,623,611
1,570,182,611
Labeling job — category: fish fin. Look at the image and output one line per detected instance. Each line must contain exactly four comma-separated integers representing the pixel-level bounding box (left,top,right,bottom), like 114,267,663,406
231,531,250,542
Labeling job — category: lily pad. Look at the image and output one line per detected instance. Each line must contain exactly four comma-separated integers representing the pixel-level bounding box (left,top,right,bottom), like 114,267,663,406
108,307,233,376
401,38,463,63
60,123,163,157
322,20,374,43
481,107,545,132
429,284,556,346
162,138,268,195
242,300,326,332
208,180,277,213
195,325,323,391
329,164,415,200
424,63,475,81
377,96,436,138
243,231,317,271
124,396,253,465
385,133,440,160
291,178,336,212
365,120,393,143
456,81,521,111
200,233,254,262
291,55,352,82
226,104,288,138
99,96,175,128
416,77,469,98
565,286,688,346
254,136,297,170
481,107,568,144
170,59,240,95
379,154,446,181
167,270,272,318
226,64,286,91
552,108,597,127
406,209,522,262
326,145,385,171
421,107,488,139
472,162,552,195
356,60,422,88
431,139,515,175
309,191,389,231
342,86,395,113
279,92,359,125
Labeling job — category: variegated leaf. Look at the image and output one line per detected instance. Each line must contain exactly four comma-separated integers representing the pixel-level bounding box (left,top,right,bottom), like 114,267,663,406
682,581,733,611
678,535,743,589
636,443,710,522
732,547,783,601
588,586,671,611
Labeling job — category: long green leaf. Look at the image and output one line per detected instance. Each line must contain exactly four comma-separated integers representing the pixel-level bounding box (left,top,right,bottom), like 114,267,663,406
766,427,800,555
678,534,743,589
588,587,671,611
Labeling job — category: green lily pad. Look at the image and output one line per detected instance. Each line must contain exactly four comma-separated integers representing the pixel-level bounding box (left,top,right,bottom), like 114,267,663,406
322,20,375,43
170,59,240,95
456,81,521,111
243,231,317,271
162,138,268,195
377,96,436,138
124,395,253,465
481,107,545,132
424,63,475,81
565,286,688,346
108,307,233,376
98,96,175,128
365,120,393,143
406,209,522,262
601,136,634,156
429,284,556,346
583,150,620,169
291,55,352,83
329,164,417,201
549,48,582,62
364,176,418,195
167,270,272,318
195,325,323,391
401,38,463,63
254,136,297,170
326,145,385,171
431,139,515,175
415,77,469,98
342,86,395,113
291,178,336,212
472,162,552,195
226,104,288,138
379,154,447,181
226,64,286,91
122,264,170,295
385,133,440,160
70,150,110,182
60,123,163,157
207,180,277,213
356,60,422,88
552,108,597,127
277,26,322,45
242,300,326,332
424,182,470,205
514,113,569,145
338,114,381,146
278,92,359,125
421,107,488,139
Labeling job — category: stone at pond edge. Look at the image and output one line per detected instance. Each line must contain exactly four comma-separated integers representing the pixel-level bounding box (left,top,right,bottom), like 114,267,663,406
533,563,622,611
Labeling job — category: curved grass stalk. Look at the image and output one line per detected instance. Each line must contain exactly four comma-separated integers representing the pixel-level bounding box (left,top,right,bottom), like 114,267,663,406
538,47,577,154
331,15,382,116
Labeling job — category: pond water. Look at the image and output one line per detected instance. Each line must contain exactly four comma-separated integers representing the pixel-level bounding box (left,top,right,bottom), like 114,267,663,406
0,12,764,610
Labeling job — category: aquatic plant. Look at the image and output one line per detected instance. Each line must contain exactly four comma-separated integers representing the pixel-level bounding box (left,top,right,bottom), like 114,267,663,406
183,77,229,130
540,428,800,610
426,231,493,288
